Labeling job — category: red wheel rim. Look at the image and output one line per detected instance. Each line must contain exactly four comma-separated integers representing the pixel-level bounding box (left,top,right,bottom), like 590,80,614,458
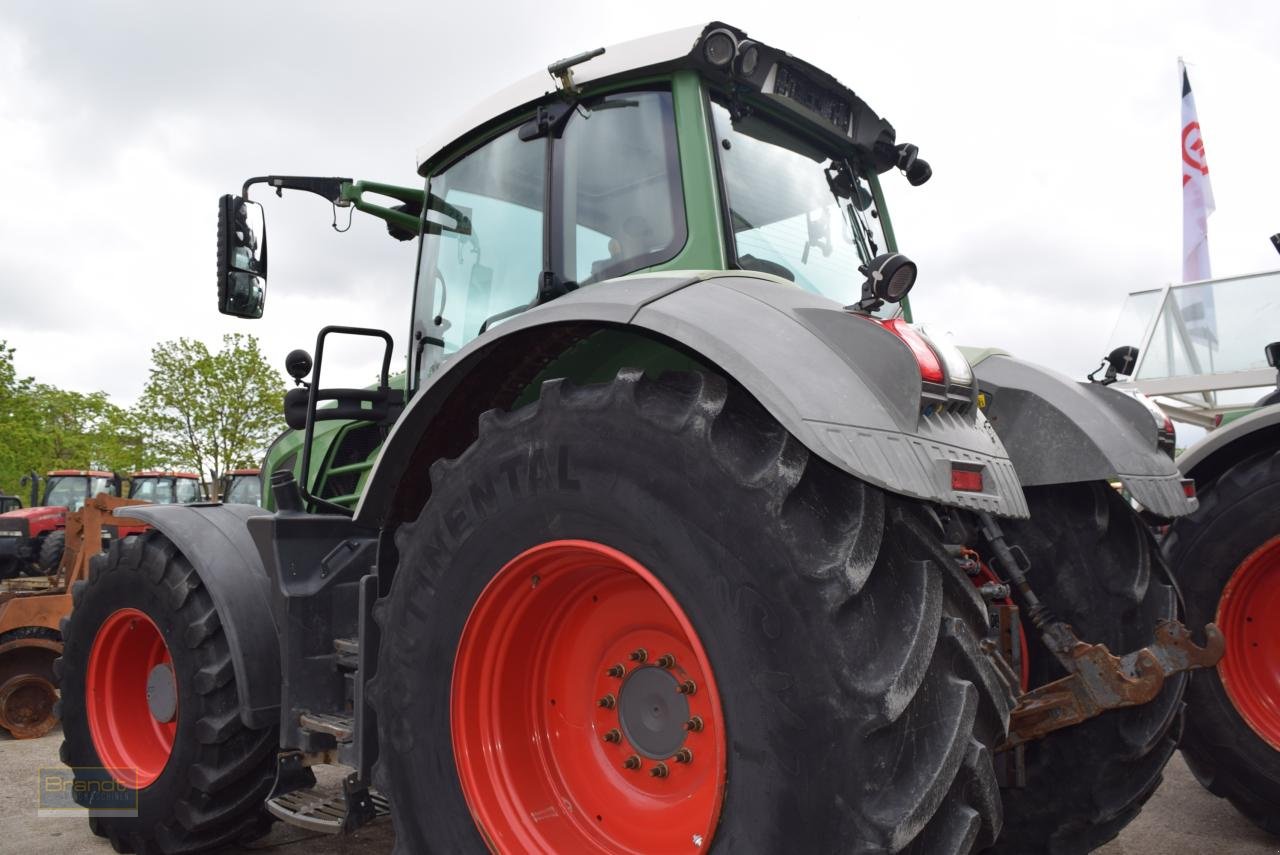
1217,535,1280,750
86,608,176,787
452,540,727,853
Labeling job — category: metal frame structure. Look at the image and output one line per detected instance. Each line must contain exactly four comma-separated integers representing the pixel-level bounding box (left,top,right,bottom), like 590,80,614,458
1114,268,1280,428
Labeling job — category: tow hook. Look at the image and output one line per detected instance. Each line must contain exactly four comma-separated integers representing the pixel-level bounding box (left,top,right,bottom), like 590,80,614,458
1003,619,1224,749
972,510,1226,749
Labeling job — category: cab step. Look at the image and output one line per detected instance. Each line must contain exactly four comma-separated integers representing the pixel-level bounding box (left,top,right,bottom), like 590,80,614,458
299,711,354,743
334,636,359,670
266,781,389,834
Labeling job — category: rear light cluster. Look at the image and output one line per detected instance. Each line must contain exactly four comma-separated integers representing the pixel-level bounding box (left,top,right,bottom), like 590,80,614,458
874,318,977,414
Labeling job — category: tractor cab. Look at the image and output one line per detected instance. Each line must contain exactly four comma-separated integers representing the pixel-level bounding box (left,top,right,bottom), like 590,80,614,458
126,471,206,505
219,468,263,506
41,470,119,512
217,22,932,385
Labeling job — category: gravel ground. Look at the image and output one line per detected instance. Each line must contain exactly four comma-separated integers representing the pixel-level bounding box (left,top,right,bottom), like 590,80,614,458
3,727,1276,854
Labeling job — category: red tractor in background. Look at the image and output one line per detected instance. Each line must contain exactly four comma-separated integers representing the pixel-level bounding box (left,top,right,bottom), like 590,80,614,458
0,470,120,579
0,471,206,579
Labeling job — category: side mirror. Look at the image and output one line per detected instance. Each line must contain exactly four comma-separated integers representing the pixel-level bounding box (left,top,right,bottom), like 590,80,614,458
217,194,268,318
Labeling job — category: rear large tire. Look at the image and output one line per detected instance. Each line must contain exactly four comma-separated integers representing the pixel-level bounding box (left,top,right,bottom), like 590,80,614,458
989,483,1185,855
56,533,277,853
371,370,1014,854
1164,449,1280,835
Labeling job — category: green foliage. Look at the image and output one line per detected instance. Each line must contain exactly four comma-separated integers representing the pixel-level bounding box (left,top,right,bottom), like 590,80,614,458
135,334,286,482
0,341,155,496
0,336,284,499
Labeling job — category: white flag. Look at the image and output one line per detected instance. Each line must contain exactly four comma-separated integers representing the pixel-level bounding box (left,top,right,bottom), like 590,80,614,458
1181,60,1214,283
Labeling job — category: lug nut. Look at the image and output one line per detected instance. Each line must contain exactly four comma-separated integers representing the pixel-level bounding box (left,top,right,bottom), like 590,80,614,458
674,748,693,764
656,653,675,668
597,693,616,709
684,715,704,732
629,648,648,663
602,729,622,744
650,762,669,778
623,754,641,770
676,680,697,695
606,663,626,678
531,574,540,589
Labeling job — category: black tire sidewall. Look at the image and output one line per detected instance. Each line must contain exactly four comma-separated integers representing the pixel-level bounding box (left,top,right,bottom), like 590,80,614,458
1170,456,1280,783
379,407,872,853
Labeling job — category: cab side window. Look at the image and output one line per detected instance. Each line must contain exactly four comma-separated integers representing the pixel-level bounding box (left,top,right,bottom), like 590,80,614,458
556,90,686,285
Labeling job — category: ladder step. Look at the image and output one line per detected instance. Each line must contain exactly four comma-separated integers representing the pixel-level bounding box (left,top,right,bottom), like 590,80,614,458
265,786,389,834
334,637,359,670
299,712,354,742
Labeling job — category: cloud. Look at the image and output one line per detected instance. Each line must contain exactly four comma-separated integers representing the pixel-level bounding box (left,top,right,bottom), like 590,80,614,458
1,0,1277,412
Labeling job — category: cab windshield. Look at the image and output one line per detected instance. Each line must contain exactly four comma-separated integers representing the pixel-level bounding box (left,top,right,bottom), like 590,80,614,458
711,100,892,314
223,476,262,506
130,477,202,504
44,476,111,511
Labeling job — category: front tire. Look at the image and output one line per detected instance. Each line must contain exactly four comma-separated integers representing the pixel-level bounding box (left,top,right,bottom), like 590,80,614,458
38,530,65,575
1164,449,1280,835
990,483,1185,854
56,534,277,853
371,370,1014,854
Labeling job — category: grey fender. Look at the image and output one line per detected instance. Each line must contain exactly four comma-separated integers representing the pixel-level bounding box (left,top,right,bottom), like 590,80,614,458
115,503,279,729
356,271,1028,525
972,354,1196,518
1177,403,1280,481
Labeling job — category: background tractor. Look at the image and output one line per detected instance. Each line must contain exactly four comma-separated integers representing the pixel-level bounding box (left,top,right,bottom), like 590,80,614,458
219,468,262,505
0,470,120,579
1106,269,1280,837
59,23,1215,855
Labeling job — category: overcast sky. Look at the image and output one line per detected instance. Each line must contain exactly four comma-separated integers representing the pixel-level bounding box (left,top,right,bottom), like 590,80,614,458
2,0,1277,404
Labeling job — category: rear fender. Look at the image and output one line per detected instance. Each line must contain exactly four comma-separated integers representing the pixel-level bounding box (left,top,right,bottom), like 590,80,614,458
973,355,1195,517
1177,403,1280,485
115,503,279,729
356,272,1028,527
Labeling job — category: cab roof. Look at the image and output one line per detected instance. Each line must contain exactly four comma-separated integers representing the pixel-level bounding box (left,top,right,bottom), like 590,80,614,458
131,471,201,479
48,470,113,478
416,22,899,177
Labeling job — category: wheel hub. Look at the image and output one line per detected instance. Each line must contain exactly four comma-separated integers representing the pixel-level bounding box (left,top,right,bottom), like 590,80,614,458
146,663,177,723
0,674,58,739
617,665,689,759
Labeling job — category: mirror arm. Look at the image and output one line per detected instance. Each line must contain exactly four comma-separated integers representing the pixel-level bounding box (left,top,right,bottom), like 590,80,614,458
241,175,352,203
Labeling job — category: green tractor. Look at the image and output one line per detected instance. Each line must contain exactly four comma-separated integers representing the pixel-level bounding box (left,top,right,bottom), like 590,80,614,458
57,23,1219,854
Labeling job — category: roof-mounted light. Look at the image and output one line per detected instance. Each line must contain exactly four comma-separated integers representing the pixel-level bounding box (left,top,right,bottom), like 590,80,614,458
702,28,737,67
734,39,760,76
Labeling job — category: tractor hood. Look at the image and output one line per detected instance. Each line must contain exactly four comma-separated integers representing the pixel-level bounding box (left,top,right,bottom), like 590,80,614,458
0,505,66,524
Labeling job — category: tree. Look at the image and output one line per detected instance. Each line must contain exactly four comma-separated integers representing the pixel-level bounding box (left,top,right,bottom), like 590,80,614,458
0,342,155,497
136,334,286,487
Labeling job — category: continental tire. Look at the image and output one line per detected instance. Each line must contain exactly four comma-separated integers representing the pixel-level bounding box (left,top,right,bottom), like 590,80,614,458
38,530,65,575
1164,449,1280,835
990,483,1185,854
370,370,1014,854
55,533,276,853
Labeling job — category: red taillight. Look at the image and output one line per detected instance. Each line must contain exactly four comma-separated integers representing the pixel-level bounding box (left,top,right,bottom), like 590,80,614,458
1162,414,1174,434
882,318,945,384
1182,478,1196,499
951,467,984,493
